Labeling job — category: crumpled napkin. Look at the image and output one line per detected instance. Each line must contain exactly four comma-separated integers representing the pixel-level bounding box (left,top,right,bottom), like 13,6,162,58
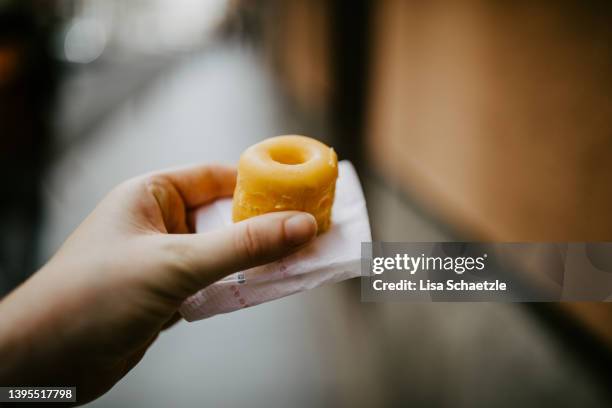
179,161,371,321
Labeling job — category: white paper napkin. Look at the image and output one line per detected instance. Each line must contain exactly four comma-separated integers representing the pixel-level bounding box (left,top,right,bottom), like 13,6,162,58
179,161,371,321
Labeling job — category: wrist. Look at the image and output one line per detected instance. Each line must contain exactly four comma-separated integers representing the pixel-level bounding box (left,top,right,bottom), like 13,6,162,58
0,267,67,385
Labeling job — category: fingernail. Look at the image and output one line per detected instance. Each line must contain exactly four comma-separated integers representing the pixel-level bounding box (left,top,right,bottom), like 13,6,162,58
283,213,317,246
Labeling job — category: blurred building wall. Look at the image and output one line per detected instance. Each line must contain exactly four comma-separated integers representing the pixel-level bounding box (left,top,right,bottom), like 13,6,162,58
366,0,612,345
368,0,612,242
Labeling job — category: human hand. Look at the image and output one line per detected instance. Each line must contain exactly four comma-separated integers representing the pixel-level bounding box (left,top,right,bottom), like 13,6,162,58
0,164,317,404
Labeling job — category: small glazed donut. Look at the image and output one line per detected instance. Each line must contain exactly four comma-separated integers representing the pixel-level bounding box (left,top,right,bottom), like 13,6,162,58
232,135,338,233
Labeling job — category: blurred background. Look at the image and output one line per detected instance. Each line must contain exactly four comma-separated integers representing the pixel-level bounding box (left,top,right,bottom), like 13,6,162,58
1,0,611,407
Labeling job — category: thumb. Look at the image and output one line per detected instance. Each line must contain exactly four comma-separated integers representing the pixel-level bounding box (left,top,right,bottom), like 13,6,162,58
165,211,317,295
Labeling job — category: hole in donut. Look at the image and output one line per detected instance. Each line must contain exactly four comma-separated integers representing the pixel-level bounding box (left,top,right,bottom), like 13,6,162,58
269,145,308,165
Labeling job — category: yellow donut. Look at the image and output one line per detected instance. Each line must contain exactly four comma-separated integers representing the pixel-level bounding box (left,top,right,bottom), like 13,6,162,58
232,135,338,233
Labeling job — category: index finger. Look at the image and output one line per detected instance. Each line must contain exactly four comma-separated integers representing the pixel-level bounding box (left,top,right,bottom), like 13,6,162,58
150,164,237,209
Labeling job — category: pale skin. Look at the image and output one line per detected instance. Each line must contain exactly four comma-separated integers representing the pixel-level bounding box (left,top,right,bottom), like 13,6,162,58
0,164,317,404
